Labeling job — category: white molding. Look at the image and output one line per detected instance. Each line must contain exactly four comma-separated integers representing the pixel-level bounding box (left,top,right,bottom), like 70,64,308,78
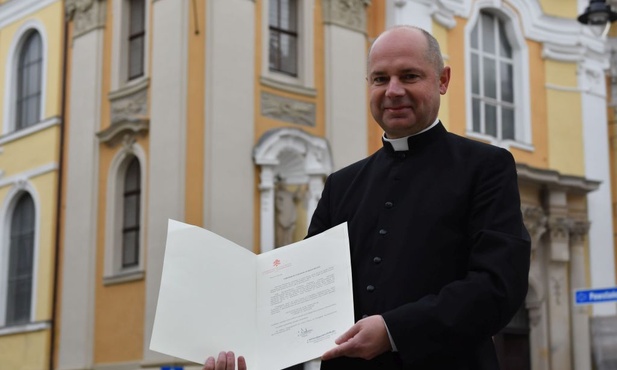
2,20,49,135
103,144,147,280
0,117,60,145
465,131,535,152
260,0,315,92
0,162,59,189
254,128,332,252
463,3,532,146
0,320,50,336
0,0,58,28
0,182,42,326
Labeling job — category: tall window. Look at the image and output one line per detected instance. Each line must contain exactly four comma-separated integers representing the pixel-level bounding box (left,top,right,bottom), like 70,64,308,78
6,194,35,325
269,0,298,76
128,0,145,80
470,12,515,141
16,32,42,130
122,158,141,268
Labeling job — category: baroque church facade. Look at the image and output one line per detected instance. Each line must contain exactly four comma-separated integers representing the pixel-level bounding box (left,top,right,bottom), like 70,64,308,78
1,0,617,369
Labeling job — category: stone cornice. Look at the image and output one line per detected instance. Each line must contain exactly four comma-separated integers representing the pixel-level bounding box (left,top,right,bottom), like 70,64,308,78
66,0,106,38
516,163,601,195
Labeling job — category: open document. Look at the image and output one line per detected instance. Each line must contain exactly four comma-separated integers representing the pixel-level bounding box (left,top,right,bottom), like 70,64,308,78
150,220,354,370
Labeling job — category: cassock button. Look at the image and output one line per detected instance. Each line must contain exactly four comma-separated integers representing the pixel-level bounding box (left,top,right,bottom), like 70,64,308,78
378,229,387,235
366,285,375,292
385,201,393,209
373,257,382,264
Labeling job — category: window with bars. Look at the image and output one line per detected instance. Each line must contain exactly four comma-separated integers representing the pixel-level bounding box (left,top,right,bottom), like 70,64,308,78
16,32,42,131
470,12,516,141
122,158,141,268
128,0,145,80
269,0,298,76
7,194,35,326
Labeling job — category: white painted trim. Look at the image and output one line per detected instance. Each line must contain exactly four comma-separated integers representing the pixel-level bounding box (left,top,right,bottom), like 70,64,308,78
0,182,42,326
103,144,147,280
465,131,535,152
0,163,59,189
2,20,49,135
260,0,315,92
0,117,60,145
0,320,50,336
463,3,532,146
0,0,58,28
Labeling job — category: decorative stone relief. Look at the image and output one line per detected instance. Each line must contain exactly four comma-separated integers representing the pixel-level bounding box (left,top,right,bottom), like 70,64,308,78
522,205,547,247
110,88,148,125
322,0,371,34
261,92,316,127
591,316,617,369
550,275,564,306
66,0,106,38
548,217,570,262
569,220,590,244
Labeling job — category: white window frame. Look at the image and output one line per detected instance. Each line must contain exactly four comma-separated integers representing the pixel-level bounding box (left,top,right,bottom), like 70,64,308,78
261,0,316,96
465,4,533,151
103,144,147,284
2,20,48,135
110,0,150,93
0,182,40,328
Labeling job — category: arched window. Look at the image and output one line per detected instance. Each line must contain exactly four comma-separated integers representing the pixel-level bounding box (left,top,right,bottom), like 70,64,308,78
16,32,43,130
6,193,35,325
122,157,141,268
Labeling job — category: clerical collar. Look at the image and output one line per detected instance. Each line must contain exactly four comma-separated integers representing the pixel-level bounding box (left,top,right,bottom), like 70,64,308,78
382,118,440,151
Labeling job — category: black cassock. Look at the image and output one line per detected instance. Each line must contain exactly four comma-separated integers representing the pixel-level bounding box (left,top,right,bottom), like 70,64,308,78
307,123,531,370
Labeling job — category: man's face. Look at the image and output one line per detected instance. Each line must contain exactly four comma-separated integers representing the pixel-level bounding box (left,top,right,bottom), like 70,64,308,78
368,28,450,139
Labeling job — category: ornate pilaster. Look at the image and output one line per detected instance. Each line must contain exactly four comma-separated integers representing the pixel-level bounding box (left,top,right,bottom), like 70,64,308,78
569,220,592,370
66,0,106,38
548,216,570,262
322,0,371,34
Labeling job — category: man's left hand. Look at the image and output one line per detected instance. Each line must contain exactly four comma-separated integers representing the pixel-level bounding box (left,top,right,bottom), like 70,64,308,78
321,315,392,361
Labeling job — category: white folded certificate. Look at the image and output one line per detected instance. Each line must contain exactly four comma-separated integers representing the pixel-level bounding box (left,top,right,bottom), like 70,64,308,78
150,220,354,370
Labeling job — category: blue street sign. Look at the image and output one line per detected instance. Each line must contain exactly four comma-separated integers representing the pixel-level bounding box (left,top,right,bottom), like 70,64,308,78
161,367,183,370
575,287,617,305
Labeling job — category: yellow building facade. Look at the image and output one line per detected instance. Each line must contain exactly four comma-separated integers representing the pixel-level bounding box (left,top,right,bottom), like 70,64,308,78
0,0,64,369
55,1,617,370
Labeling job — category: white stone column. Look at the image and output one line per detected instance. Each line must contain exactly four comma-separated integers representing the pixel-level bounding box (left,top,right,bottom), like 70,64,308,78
57,1,106,369
323,0,369,170
546,192,573,370
203,0,255,247
570,221,592,370
258,165,276,253
579,57,616,316
142,0,189,364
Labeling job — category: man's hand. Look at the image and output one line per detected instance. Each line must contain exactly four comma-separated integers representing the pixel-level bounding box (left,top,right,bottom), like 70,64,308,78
321,315,392,361
203,351,247,370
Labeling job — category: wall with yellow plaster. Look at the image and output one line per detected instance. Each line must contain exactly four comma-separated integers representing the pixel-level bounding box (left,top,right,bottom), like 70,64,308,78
545,60,585,176
539,0,578,19
0,330,50,369
0,126,59,176
445,17,467,136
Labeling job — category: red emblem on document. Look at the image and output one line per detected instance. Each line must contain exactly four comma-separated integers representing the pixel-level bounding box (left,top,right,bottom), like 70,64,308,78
273,259,281,267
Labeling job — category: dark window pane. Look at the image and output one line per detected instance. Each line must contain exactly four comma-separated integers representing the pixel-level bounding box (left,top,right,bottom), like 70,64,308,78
485,104,497,137
471,53,480,94
122,158,141,269
472,98,481,133
501,62,514,103
7,194,35,325
481,12,495,54
483,57,496,99
16,32,42,130
471,21,479,50
129,36,145,79
499,21,512,58
122,231,139,267
128,0,145,81
502,107,515,140
269,0,298,76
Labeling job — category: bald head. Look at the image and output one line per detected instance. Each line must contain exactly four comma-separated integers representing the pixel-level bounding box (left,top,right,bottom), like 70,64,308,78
368,26,444,76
